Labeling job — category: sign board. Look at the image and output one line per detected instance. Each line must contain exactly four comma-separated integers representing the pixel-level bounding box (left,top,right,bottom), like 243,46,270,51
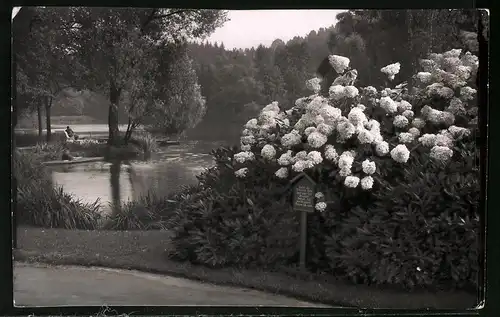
292,174,316,213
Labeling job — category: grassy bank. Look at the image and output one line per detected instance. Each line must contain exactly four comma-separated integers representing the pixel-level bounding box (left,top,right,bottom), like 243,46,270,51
14,226,477,309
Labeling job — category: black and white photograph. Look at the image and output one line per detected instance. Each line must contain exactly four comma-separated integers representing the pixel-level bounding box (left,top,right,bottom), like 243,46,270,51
11,7,487,309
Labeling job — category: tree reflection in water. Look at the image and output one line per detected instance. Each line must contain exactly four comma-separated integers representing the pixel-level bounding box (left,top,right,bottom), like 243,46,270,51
109,160,122,213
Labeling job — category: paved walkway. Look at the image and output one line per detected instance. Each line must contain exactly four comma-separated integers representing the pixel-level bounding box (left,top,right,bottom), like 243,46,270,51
14,262,329,307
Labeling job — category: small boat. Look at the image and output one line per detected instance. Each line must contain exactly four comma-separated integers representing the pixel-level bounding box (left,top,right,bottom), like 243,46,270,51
42,156,105,166
156,140,181,146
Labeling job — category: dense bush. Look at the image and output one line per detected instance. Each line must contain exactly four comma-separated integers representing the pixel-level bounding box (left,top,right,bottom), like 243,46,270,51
14,150,102,229
167,47,481,292
167,159,299,268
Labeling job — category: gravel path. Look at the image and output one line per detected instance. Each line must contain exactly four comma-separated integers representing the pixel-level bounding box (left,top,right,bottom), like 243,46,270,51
13,262,330,307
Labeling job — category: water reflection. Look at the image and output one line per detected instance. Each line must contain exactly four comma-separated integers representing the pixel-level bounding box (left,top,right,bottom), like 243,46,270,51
49,142,219,213
109,161,122,213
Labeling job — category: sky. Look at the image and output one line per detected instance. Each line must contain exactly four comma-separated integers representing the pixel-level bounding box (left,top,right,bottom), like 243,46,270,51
12,8,345,49
204,10,345,50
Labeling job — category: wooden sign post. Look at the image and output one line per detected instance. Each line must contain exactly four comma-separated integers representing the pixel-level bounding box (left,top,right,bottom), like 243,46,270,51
290,173,316,270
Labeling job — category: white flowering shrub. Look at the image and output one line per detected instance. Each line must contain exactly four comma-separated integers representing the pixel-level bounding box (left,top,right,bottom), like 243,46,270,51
232,49,478,194
169,48,480,291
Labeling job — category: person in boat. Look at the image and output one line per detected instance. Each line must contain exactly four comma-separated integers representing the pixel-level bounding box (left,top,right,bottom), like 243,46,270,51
65,126,79,140
61,149,74,161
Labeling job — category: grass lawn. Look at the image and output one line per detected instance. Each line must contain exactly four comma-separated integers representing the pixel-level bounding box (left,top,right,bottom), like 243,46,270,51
14,226,478,309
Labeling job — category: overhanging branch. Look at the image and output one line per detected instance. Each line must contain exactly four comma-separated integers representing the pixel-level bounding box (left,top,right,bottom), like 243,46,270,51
141,9,198,30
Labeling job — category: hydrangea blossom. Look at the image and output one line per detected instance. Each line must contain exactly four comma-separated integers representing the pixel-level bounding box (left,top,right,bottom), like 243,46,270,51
443,48,462,58
292,160,309,173
317,123,334,136
398,100,413,112
262,101,280,114
277,151,294,166
307,151,323,165
304,126,317,137
364,86,377,96
393,115,409,128
434,134,453,147
307,131,328,148
328,55,350,74
447,98,467,115
375,141,390,156
295,97,309,108
234,151,255,163
235,168,249,178
430,146,454,162
261,145,277,160
408,127,421,137
412,118,426,129
420,59,438,72
402,110,414,119
344,176,360,188
241,144,251,152
294,151,308,162
306,77,322,93
357,128,375,144
398,132,415,143
360,176,374,190
336,120,356,140
320,105,342,123
315,192,325,199
461,52,479,69
416,72,432,83
365,119,381,131
356,104,366,111
362,159,376,175
315,202,327,212
275,167,289,179
324,145,339,162
245,118,258,130
348,107,368,126
339,167,352,177
281,130,302,148
390,144,410,163
456,65,472,81
329,85,345,100
338,151,355,169
419,134,437,147
381,62,401,80
448,125,471,140
460,86,477,100
380,96,398,113
344,86,359,98
426,83,454,99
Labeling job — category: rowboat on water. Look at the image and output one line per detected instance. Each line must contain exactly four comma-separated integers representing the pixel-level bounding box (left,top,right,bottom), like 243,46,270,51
42,156,105,166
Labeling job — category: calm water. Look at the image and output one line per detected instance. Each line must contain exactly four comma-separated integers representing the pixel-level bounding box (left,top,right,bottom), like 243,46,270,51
48,141,229,214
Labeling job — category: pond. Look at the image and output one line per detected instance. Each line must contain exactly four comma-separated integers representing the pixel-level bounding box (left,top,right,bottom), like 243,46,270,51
47,141,231,214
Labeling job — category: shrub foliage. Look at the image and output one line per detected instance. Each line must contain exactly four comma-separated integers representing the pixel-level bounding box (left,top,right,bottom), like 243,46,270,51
166,48,481,292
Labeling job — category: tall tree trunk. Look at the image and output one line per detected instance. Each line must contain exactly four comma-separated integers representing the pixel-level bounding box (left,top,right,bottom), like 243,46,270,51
37,101,43,143
108,82,121,145
45,96,52,142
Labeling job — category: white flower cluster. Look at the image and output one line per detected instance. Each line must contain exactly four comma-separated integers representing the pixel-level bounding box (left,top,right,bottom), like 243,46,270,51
381,62,401,81
328,55,350,74
329,85,359,100
421,105,455,126
306,77,322,93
